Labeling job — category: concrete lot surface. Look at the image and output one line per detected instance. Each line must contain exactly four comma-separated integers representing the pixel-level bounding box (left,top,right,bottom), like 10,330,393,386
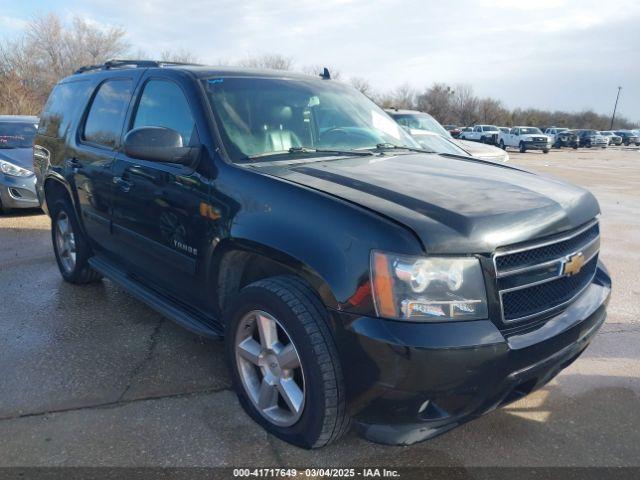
0,147,638,467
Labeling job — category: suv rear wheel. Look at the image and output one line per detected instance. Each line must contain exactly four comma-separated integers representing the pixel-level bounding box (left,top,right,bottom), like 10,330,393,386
519,141,526,153
225,276,350,448
50,199,102,284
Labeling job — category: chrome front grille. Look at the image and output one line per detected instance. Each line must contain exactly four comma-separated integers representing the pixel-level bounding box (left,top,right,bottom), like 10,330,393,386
494,220,600,324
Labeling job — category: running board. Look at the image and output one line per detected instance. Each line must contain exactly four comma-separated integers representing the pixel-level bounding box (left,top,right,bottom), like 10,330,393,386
89,256,224,339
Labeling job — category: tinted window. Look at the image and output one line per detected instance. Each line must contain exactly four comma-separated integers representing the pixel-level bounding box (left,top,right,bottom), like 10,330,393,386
83,79,133,148
132,80,196,144
39,80,93,138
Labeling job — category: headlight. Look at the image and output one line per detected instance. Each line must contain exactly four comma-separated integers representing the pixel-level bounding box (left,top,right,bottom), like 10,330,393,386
370,251,488,321
0,159,32,177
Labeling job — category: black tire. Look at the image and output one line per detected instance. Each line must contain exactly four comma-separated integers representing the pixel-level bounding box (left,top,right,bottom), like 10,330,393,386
480,136,486,144
0,197,8,215
572,145,578,149
519,142,526,153
499,140,506,150
623,141,629,146
543,149,549,154
225,276,350,449
50,198,102,284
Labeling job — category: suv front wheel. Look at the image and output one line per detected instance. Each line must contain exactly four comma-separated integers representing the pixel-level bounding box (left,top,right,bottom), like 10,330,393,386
225,276,350,448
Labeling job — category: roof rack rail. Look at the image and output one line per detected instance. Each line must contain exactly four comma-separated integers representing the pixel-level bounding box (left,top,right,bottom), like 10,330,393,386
73,59,202,74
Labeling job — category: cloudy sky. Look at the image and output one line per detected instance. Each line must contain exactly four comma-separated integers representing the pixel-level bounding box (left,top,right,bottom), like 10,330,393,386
3,0,640,121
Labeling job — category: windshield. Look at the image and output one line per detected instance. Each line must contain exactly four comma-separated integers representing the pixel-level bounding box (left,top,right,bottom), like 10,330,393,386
203,77,417,161
409,131,469,156
519,127,542,134
0,122,37,149
391,113,450,137
556,128,568,133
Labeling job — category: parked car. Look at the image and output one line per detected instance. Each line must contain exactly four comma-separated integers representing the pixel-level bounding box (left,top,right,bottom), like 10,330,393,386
599,131,622,146
543,127,568,145
614,130,640,146
385,110,508,162
459,126,473,136
443,125,461,138
0,115,40,214
407,129,508,163
554,130,580,149
498,126,552,153
543,127,579,149
576,129,609,148
35,60,611,449
459,124,500,144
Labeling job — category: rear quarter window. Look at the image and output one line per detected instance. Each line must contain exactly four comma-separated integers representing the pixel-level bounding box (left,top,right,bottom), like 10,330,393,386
39,80,93,139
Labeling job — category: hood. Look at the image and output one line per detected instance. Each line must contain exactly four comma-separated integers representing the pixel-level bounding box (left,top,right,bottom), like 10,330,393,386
454,139,507,161
0,147,34,171
255,153,599,254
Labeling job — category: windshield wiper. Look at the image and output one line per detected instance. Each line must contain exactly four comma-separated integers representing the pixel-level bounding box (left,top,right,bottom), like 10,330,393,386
243,147,374,161
374,143,435,154
288,147,374,156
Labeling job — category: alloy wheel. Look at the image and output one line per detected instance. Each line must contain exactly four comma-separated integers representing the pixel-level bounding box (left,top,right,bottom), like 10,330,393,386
235,310,305,427
55,211,77,273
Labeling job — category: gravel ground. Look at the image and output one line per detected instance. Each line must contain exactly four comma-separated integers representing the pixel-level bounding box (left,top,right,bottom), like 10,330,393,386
0,146,638,468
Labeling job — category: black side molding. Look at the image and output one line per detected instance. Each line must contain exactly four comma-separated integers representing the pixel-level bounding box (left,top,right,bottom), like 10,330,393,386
89,255,224,339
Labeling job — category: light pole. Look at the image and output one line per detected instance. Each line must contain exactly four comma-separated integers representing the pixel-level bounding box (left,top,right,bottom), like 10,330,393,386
610,86,622,130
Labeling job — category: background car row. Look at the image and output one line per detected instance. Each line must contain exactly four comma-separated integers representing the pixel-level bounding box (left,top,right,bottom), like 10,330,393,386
450,123,639,148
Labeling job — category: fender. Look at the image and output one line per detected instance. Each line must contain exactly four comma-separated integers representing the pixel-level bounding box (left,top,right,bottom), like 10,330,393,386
42,172,90,236
207,163,424,316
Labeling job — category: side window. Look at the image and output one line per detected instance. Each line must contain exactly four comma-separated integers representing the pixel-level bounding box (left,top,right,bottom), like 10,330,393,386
39,81,93,139
82,79,133,149
132,80,196,145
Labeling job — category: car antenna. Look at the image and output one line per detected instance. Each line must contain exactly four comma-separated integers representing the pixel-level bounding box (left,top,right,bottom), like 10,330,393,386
319,67,331,80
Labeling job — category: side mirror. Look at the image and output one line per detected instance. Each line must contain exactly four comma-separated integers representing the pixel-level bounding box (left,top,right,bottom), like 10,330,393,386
124,127,199,164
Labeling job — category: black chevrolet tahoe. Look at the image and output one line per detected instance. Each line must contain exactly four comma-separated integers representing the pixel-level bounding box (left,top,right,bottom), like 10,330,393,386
34,60,611,448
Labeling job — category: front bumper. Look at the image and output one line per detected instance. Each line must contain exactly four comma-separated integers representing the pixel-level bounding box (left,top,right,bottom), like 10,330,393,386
0,174,39,210
331,262,611,445
523,141,551,150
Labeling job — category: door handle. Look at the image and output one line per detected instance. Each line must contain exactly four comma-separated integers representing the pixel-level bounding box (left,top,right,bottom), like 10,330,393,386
112,176,132,193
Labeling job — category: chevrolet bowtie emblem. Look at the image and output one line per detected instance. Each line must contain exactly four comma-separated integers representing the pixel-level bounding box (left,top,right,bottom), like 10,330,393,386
563,252,585,276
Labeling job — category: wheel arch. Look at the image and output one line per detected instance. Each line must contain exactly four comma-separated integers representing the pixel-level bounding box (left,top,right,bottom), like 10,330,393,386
210,238,339,317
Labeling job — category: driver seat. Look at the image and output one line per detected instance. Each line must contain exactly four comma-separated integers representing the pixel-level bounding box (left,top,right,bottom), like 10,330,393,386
263,106,301,151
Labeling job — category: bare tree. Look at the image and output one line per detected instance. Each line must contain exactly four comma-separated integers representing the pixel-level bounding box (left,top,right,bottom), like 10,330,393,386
349,77,374,97
377,83,418,110
160,48,200,64
477,97,507,124
416,83,454,124
239,53,294,71
452,84,478,127
0,13,128,115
